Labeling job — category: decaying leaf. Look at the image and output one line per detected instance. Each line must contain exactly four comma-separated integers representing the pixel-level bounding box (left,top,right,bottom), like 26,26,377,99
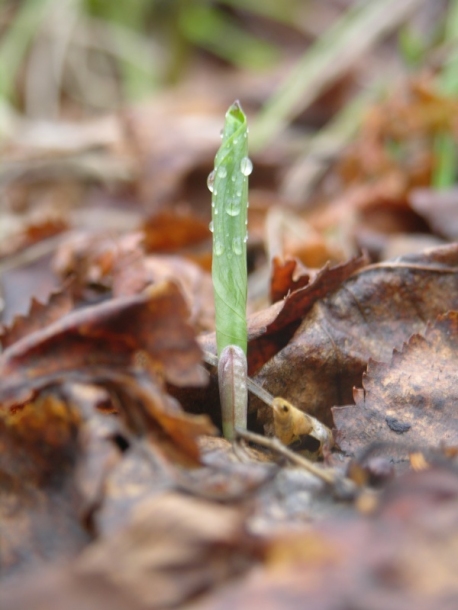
113,254,215,333
191,466,458,610
0,394,91,579
333,311,458,462
252,244,458,429
0,288,73,350
233,253,368,376
269,257,311,304
0,281,206,409
1,493,260,610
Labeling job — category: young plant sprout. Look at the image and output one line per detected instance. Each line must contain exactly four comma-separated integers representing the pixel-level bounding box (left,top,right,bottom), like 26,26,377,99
208,100,252,439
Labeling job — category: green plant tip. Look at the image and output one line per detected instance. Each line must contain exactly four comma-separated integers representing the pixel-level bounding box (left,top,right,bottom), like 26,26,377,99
209,100,251,356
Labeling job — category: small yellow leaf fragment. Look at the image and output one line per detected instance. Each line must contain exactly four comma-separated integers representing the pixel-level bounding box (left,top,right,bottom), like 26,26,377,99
272,397,334,457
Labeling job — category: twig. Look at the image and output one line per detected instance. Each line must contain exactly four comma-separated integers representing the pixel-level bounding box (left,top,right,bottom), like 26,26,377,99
235,428,358,501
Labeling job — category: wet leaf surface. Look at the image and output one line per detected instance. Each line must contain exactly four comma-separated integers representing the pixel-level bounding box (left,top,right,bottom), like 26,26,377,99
4,9,458,607
333,311,458,461
252,244,458,428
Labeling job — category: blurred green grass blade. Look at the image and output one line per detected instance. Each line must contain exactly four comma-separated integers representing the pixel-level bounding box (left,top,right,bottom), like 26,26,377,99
432,0,458,188
220,0,298,26
0,0,55,101
210,101,251,356
180,5,279,70
251,0,427,152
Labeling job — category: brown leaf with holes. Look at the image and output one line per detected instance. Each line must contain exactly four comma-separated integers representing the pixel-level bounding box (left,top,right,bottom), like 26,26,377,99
333,311,458,461
252,244,458,430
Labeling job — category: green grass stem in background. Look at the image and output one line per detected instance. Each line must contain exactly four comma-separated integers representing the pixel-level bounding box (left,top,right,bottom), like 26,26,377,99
208,100,252,439
432,0,458,189
209,100,251,357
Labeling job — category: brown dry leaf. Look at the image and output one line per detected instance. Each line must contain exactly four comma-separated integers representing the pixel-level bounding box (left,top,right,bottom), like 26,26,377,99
252,244,458,429
0,288,73,349
97,371,215,464
0,218,68,260
142,210,211,254
0,281,205,408
194,466,458,610
81,493,257,607
113,254,215,333
52,231,144,301
0,281,214,464
333,311,458,460
270,257,311,304
247,254,368,376
0,394,91,579
0,493,259,610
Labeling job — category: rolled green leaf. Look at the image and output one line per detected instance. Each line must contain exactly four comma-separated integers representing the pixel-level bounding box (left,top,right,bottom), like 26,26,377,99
208,100,252,356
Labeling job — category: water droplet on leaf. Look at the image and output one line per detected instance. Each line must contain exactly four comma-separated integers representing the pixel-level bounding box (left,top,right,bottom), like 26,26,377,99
218,166,227,178
214,239,224,256
226,201,240,216
240,157,253,176
207,170,215,192
209,221,214,233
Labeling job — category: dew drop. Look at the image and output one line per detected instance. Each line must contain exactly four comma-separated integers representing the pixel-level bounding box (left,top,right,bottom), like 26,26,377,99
234,138,238,145
207,169,215,192
232,236,243,255
231,175,236,183
211,201,215,208
236,190,241,197
244,231,249,243
214,239,224,256
226,201,241,216
214,208,218,215
240,157,253,176
218,166,227,178
209,221,214,233
214,188,218,196
219,128,224,139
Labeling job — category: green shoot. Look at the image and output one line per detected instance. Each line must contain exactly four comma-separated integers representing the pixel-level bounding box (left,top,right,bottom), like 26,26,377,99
209,100,252,439
209,100,251,357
